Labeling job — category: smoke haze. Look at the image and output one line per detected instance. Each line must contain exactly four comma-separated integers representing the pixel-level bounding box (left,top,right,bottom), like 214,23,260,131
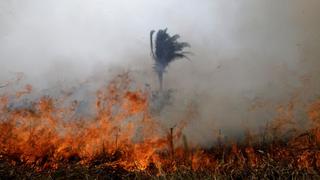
1,0,320,146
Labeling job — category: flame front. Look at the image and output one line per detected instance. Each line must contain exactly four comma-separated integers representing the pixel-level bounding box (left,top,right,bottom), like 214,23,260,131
1,73,320,177
0,74,169,171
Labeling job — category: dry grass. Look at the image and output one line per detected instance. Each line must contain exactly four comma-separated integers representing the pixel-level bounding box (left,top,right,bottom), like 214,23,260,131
1,131,320,180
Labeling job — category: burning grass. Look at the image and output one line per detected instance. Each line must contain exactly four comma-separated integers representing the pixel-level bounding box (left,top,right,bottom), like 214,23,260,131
1,73,320,179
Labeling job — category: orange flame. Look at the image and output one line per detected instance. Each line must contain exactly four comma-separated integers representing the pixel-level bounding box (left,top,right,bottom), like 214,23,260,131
1,73,320,175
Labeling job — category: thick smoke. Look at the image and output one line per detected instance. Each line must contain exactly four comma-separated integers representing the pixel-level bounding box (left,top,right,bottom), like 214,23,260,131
0,0,320,146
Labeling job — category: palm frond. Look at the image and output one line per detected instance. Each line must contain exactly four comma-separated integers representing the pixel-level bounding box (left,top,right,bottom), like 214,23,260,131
150,28,191,73
172,53,191,61
150,30,156,59
150,28,191,90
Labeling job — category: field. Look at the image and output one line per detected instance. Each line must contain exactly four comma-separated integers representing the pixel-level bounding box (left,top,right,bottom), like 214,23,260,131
1,74,320,179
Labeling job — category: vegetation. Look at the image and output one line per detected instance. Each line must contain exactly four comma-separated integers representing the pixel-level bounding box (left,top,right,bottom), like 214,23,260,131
1,131,320,179
150,28,191,91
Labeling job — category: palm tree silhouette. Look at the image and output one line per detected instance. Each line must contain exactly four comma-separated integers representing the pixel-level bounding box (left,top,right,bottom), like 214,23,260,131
150,28,191,91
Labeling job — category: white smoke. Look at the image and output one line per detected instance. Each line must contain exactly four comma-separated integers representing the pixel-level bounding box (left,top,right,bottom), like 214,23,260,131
0,0,320,146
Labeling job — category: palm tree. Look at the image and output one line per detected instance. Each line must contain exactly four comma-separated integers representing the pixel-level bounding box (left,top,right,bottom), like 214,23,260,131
150,28,190,91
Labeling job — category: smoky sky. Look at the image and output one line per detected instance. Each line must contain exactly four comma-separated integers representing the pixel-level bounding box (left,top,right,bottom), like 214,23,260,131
1,0,320,145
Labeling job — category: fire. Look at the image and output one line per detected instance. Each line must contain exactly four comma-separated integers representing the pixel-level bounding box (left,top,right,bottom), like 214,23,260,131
0,74,164,170
1,73,320,177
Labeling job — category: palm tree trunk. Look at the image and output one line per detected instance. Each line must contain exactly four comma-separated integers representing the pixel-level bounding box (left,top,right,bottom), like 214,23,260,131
157,71,163,91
